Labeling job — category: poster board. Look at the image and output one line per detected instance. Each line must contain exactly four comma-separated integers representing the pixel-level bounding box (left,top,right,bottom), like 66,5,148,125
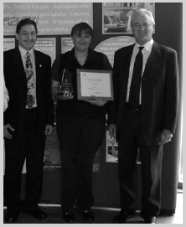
3,38,15,51
35,38,56,64
102,2,155,34
4,2,93,35
61,37,73,54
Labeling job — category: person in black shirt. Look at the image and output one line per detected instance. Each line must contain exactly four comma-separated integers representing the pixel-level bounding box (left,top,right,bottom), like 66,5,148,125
52,22,112,223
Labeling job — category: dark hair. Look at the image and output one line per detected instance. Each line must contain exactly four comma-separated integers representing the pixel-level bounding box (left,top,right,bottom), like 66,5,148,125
16,18,38,34
71,22,93,37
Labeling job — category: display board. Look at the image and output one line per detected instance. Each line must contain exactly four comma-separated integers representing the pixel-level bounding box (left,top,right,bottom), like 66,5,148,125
61,37,73,54
35,38,56,64
4,2,93,35
102,2,155,34
3,38,15,51
95,36,135,66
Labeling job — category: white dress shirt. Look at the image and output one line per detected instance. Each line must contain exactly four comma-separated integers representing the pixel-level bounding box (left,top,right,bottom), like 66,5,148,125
126,39,154,104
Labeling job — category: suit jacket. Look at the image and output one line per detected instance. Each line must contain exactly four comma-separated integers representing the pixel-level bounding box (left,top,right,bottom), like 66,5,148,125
110,42,179,146
4,47,54,135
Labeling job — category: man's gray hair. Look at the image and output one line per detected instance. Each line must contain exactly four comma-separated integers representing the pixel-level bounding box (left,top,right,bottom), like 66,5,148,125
127,8,155,31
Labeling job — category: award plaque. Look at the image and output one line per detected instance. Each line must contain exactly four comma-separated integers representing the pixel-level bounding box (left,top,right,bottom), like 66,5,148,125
57,68,74,100
77,69,113,101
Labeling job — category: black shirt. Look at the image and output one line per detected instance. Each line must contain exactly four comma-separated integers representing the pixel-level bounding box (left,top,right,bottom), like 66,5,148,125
52,48,112,118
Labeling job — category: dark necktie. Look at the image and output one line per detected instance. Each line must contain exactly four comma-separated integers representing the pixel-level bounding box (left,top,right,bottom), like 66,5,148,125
129,46,144,107
25,51,35,108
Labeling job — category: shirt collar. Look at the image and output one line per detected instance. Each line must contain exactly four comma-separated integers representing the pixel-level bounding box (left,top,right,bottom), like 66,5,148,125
18,45,34,57
135,39,154,52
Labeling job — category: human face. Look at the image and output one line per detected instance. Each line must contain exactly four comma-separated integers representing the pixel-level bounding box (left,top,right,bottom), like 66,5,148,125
131,13,154,45
16,24,37,50
72,31,92,52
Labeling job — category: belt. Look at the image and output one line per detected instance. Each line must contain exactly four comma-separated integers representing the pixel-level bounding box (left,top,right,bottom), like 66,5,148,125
124,102,142,111
25,106,37,110
24,107,38,114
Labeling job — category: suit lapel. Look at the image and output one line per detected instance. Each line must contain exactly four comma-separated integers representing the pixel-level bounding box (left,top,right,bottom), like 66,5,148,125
34,50,39,77
34,50,41,90
14,48,27,82
143,42,162,79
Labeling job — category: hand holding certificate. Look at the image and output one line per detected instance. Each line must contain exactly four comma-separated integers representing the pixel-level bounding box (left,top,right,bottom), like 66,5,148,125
77,69,113,105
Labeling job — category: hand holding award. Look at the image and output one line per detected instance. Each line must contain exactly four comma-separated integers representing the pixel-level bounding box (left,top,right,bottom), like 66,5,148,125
77,69,113,106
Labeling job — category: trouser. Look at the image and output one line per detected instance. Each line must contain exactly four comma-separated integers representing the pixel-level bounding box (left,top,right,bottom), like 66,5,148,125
118,106,163,217
56,114,105,211
4,109,46,214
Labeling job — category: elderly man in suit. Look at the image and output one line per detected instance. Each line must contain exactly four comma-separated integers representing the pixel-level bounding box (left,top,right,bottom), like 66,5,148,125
4,18,53,222
109,8,179,223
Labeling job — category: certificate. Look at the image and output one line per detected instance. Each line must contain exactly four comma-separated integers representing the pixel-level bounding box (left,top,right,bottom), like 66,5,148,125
77,69,113,101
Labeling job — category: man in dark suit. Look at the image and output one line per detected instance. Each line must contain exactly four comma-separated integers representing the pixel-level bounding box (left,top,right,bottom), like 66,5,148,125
109,8,179,223
4,18,53,222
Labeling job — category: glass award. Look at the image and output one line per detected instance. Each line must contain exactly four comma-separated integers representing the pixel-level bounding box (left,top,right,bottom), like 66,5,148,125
57,68,74,100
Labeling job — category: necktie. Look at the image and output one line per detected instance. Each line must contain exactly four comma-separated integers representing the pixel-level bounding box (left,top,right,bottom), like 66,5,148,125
25,51,35,108
129,46,144,107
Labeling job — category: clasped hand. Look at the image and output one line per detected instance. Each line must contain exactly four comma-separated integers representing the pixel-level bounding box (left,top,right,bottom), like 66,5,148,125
157,129,173,145
4,124,15,139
